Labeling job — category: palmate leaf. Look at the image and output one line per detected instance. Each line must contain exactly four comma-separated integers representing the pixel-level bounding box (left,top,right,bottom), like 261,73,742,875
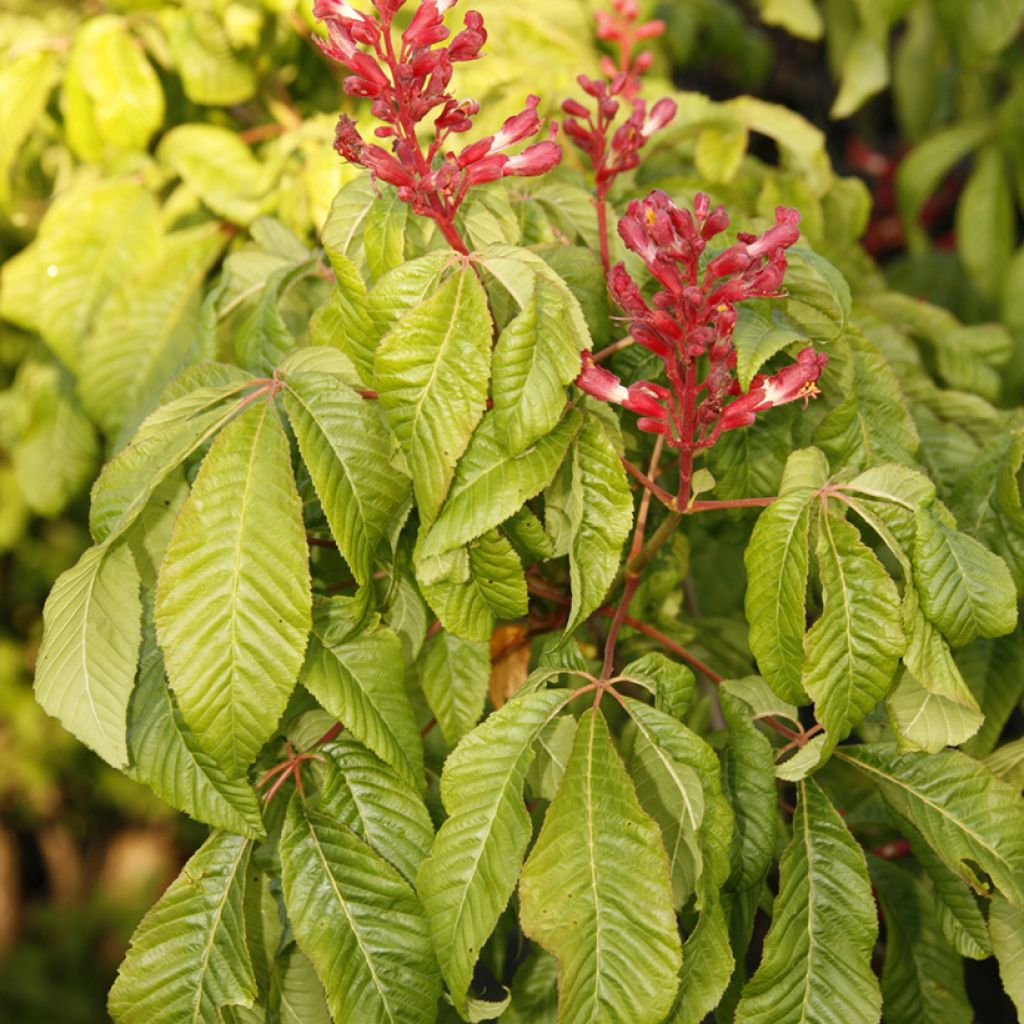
518,708,682,1024
869,856,972,1024
491,275,584,454
89,378,254,544
34,541,142,769
284,370,410,585
417,689,567,1015
744,447,829,703
420,631,491,746
109,831,256,1024
418,409,581,560
565,412,633,633
155,400,312,778
913,505,1018,648
802,511,905,751
279,796,440,1024
127,604,265,838
302,601,422,792
317,737,435,885
734,780,881,1024
375,265,492,525
838,744,1024,907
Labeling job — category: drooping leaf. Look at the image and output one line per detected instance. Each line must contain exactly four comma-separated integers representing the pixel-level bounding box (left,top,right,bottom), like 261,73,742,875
744,447,829,703
419,409,580,559
284,370,410,586
34,542,142,769
302,603,422,791
989,896,1024,1020
156,401,312,777
279,796,440,1024
128,605,265,838
109,831,256,1024
734,780,881,1024
375,266,492,525
491,275,583,454
565,412,633,633
912,505,1018,648
620,651,696,721
519,708,683,1024
869,856,972,1024
271,946,331,1024
802,511,905,752
420,631,491,746
959,633,1024,758
418,689,567,1015
317,737,435,885
839,744,1024,907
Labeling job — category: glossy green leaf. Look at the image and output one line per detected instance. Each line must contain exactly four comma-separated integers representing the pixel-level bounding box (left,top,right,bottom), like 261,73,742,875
491,275,583,454
156,401,312,777
839,744,1024,907
375,266,492,525
109,831,256,1024
734,780,881,1024
418,689,567,1015
420,631,491,747
280,796,440,1024
519,708,682,1024
802,511,905,751
284,370,410,586
34,542,141,769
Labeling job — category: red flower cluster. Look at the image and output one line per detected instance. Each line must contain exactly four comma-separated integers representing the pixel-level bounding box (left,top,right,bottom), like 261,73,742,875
577,190,827,454
593,0,665,99
314,0,562,251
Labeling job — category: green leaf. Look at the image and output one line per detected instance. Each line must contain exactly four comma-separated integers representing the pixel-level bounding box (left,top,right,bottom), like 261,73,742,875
782,247,851,342
419,530,528,641
418,689,567,1015
732,306,805,391
896,121,992,246
734,780,881,1024
887,592,982,753
64,16,163,159
128,604,265,838
695,120,749,184
830,32,888,120
720,686,778,891
813,332,919,471
169,8,256,106
284,371,410,586
519,708,682,1024
89,379,253,544
279,796,440,1024
756,0,823,39
79,223,226,439
932,0,1024,60
419,409,580,560
565,412,633,633
156,401,312,778
803,511,905,751
912,506,1018,648
620,652,696,720
959,633,1024,758
956,145,1015,299
869,856,972,1024
838,744,1024,907
34,542,141,769
491,275,584,454
363,188,409,282
159,125,274,225
990,896,1024,1019
109,831,256,1024
271,946,331,1024
420,631,491,746
0,50,59,210
668,881,733,1024
303,603,422,792
375,266,492,525
0,179,161,370
985,738,1024,790
744,447,829,703
317,736,435,885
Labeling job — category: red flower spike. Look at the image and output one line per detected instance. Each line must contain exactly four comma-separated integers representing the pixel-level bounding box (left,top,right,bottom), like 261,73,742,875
315,0,562,252
577,191,827,467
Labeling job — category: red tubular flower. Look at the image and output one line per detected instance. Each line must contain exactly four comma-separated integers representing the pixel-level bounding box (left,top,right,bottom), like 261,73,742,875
576,191,828,462
315,0,562,251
